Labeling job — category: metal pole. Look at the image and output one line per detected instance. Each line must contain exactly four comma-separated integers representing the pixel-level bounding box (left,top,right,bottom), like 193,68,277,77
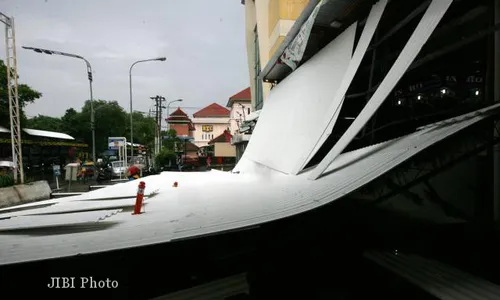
22,47,96,164
159,98,163,152
494,0,500,224
165,99,182,133
129,57,166,158
84,59,96,162
166,104,170,132
129,66,134,159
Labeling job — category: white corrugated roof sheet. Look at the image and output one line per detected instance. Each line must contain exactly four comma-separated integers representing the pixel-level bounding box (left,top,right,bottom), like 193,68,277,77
243,20,357,175
23,128,75,140
0,103,498,265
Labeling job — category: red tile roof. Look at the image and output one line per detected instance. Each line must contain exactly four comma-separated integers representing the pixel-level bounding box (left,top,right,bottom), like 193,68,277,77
230,87,251,100
226,87,251,107
185,142,199,151
193,103,230,118
170,107,188,116
166,107,195,130
208,130,233,145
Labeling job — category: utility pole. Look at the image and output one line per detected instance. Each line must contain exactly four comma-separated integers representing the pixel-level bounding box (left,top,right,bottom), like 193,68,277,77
150,95,166,157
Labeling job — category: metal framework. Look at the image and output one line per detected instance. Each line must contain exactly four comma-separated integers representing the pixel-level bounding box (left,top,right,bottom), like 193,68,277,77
350,117,500,223
0,13,23,183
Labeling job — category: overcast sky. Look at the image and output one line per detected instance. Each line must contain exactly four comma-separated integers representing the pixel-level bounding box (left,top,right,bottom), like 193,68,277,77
0,0,249,125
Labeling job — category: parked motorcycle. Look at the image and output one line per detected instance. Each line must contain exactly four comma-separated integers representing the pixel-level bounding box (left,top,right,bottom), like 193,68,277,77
96,165,112,183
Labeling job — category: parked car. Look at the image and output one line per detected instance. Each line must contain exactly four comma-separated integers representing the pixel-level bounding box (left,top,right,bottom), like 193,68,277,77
110,161,127,178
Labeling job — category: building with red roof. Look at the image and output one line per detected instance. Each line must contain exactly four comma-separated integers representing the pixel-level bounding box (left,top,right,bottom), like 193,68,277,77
192,103,231,148
226,87,252,135
165,107,195,137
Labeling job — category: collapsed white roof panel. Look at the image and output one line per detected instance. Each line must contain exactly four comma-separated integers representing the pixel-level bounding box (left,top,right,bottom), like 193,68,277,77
0,210,121,231
246,110,261,122
309,0,453,180
0,103,497,265
303,0,388,169
241,21,357,175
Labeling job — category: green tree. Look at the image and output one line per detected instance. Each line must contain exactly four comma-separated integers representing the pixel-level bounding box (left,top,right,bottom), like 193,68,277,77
77,100,128,153
61,108,82,138
126,112,156,149
0,60,42,128
26,115,63,132
162,129,181,151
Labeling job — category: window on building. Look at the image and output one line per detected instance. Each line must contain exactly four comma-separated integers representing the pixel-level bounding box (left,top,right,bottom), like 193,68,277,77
254,26,264,110
247,108,250,115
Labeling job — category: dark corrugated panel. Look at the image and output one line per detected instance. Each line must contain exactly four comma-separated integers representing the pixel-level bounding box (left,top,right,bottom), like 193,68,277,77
365,251,500,300
151,273,248,300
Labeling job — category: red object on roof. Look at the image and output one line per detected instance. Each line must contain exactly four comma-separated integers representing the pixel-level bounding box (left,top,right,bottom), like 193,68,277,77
193,103,230,118
208,130,233,145
226,87,251,107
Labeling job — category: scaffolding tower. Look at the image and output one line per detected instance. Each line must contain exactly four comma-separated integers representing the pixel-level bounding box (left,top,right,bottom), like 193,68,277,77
0,13,23,184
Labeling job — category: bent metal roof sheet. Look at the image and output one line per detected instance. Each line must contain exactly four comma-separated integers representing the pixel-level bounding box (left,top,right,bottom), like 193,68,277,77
0,103,498,266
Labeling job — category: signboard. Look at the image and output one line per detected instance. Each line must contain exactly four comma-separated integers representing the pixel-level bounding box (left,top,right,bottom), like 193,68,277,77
108,137,126,150
53,165,61,176
280,0,325,70
202,125,213,132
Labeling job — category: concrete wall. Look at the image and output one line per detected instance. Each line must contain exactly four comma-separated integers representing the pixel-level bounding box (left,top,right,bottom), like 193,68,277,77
244,0,272,110
0,180,51,208
170,123,191,137
215,143,236,157
229,100,252,134
244,0,309,110
192,119,230,148
268,0,309,57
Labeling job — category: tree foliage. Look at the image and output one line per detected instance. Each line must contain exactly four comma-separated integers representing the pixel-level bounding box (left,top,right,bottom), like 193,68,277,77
26,115,63,132
0,58,156,157
0,60,42,128
154,129,180,167
27,100,157,156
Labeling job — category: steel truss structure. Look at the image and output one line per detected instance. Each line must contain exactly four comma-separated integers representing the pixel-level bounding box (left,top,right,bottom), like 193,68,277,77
0,13,23,183
350,116,500,223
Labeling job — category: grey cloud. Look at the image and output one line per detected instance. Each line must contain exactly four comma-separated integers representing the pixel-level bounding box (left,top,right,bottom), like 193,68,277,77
1,0,249,119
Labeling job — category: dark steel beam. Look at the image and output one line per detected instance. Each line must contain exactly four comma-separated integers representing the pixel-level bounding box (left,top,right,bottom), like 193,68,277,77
368,0,431,50
423,180,472,221
363,120,500,207
409,21,500,72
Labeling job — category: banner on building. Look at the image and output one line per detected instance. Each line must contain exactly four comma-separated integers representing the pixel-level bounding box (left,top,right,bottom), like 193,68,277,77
280,0,326,70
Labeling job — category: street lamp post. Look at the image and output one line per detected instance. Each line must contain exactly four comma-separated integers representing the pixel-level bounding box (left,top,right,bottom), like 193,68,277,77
129,57,166,158
22,46,97,161
166,99,183,132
